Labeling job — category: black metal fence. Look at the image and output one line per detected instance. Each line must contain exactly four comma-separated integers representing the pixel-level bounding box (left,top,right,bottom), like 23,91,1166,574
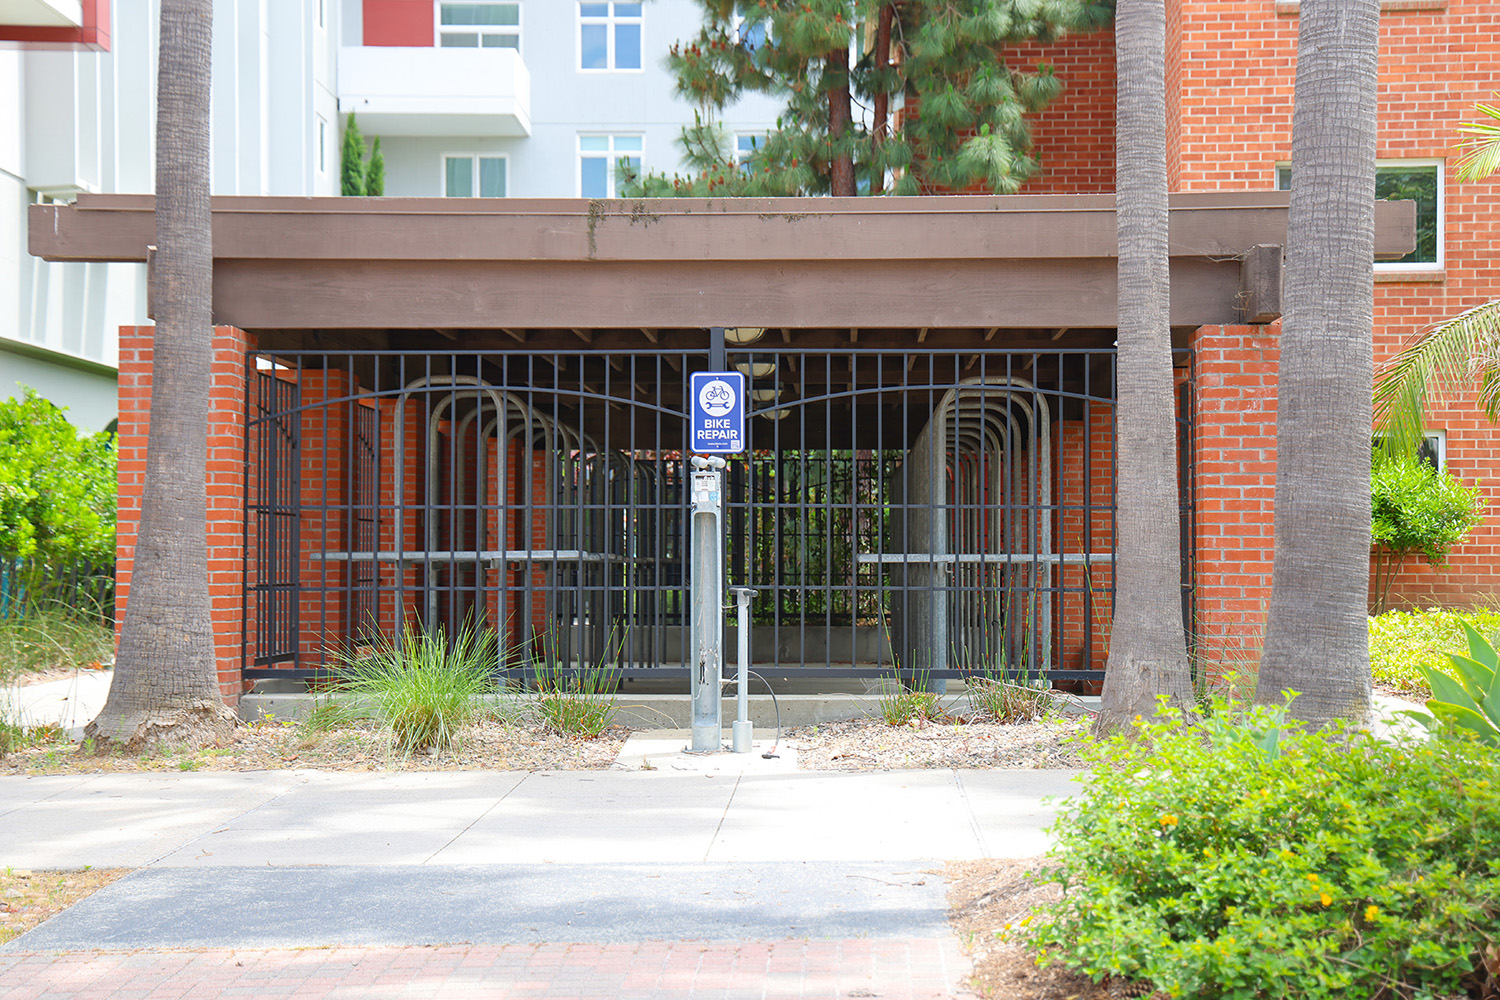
243,344,1195,686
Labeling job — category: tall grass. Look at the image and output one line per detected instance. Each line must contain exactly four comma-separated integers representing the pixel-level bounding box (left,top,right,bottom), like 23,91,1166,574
336,621,497,754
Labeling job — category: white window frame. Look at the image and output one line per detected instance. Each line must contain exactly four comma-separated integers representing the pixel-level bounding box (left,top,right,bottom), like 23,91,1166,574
1374,430,1446,470
1275,158,1444,271
442,153,511,198
436,1,522,52
577,1,644,73
577,134,643,198
317,116,328,175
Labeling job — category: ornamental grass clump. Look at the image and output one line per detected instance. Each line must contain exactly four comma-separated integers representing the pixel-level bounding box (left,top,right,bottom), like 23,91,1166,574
1020,696,1500,1000
339,622,496,754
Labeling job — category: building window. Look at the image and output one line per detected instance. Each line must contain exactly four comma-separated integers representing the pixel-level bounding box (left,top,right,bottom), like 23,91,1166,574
317,116,328,174
1276,160,1442,268
1374,431,1445,470
318,0,325,29
579,135,642,197
438,1,521,49
444,155,509,197
579,2,642,71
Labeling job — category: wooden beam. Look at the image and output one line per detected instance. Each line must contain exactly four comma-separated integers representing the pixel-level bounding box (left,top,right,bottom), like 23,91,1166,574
500,327,526,344
1052,327,1069,341
1237,244,1283,324
849,327,858,343
917,328,928,343
571,327,593,344
639,327,659,343
984,327,999,341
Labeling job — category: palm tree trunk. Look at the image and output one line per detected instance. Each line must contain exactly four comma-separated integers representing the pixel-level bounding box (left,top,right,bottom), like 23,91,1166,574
87,0,235,746
1257,0,1379,726
1096,0,1194,731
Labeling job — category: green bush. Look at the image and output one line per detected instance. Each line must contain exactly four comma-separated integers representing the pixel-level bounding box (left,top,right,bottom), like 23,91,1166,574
529,663,619,738
1022,698,1500,1000
1369,607,1500,696
1370,456,1485,613
0,390,116,572
338,621,496,754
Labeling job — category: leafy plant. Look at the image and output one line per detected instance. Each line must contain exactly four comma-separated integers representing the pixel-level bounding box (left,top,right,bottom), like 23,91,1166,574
337,620,496,754
1020,696,1500,1000
878,673,945,726
1405,621,1500,746
0,391,116,617
1369,454,1485,613
1369,606,1500,696
529,663,619,738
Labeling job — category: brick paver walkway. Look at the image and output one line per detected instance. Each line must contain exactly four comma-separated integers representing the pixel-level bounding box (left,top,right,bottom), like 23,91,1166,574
0,939,968,999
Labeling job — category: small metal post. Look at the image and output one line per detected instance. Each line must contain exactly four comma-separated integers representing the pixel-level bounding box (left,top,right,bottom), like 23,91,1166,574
689,455,727,752
730,586,756,753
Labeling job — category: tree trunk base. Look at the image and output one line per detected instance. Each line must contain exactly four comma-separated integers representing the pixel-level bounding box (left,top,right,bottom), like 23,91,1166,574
84,699,238,750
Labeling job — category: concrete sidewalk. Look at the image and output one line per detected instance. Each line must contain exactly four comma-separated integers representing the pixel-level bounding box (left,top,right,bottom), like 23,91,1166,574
0,766,1076,997
0,768,1076,870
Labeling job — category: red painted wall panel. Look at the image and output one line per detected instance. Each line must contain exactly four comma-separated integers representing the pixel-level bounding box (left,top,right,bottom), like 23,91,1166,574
363,0,434,46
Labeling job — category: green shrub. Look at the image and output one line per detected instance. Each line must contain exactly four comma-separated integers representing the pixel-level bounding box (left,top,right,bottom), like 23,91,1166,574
1022,697,1500,1000
0,390,116,573
1370,456,1485,613
1369,607,1500,696
338,621,496,754
0,600,115,678
877,673,945,726
529,663,619,738
1406,622,1500,746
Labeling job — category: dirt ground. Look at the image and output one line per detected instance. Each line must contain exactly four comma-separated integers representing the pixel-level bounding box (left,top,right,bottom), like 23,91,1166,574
0,868,129,945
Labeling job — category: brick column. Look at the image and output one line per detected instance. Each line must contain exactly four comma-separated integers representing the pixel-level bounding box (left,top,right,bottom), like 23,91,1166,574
115,324,254,704
1190,323,1280,683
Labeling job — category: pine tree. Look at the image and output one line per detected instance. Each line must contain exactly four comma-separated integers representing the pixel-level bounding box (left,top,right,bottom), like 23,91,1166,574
620,0,1112,198
341,112,367,197
365,136,385,197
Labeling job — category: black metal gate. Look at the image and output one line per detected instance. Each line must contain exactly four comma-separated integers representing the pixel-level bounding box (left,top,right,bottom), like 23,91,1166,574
243,341,1195,686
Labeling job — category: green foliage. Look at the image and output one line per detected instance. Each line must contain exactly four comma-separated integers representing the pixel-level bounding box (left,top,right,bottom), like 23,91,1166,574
0,390,116,571
877,674,944,725
1368,606,1500,696
1369,455,1485,613
337,621,496,753
1405,622,1500,746
1022,697,1500,1000
529,663,619,738
624,0,1112,198
365,136,384,197
339,112,384,197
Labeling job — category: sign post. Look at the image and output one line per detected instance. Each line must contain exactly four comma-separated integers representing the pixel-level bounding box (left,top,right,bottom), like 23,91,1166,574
687,370,744,752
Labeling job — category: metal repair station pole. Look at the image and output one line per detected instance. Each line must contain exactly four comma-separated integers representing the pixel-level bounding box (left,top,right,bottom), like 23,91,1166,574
689,454,727,752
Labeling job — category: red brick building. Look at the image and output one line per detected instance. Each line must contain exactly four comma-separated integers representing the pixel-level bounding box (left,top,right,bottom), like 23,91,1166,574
28,0,1497,703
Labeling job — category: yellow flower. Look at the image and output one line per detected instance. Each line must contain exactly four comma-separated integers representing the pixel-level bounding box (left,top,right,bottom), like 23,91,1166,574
1320,892,1333,907
1365,905,1380,922
1307,874,1319,884
1159,813,1179,828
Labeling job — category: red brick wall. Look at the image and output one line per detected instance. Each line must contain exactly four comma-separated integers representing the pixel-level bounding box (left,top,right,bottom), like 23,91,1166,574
115,325,253,704
1191,324,1281,675
1010,30,1117,194
1172,0,1500,610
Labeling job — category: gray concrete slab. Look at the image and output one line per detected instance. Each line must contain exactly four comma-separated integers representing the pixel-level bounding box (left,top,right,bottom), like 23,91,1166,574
0,771,310,868
707,772,982,862
433,772,740,865
0,774,99,813
3,669,112,739
954,770,1081,859
5,862,950,951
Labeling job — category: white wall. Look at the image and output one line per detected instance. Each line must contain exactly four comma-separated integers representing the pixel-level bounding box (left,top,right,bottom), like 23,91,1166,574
352,0,782,198
2,0,338,423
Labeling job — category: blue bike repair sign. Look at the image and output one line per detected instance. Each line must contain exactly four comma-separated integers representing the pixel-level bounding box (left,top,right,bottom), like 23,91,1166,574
690,371,746,453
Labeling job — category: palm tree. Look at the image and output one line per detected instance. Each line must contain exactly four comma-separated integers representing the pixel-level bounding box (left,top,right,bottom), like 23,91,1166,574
1256,0,1381,727
87,0,236,746
1095,0,1194,730
1374,98,1500,456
